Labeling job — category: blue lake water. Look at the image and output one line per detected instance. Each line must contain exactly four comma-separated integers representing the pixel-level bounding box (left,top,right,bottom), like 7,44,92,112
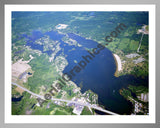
23,30,148,114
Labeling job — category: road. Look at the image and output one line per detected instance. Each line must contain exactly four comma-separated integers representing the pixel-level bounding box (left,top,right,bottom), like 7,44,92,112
12,82,119,115
137,33,144,52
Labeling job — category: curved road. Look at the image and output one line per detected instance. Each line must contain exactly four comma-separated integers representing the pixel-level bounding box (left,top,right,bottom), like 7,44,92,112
12,82,119,115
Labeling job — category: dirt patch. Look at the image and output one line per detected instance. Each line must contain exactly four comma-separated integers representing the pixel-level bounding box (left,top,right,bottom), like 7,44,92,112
15,87,24,95
12,55,34,82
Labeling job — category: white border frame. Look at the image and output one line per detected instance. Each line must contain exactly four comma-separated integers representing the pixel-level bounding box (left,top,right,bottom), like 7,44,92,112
5,4,155,123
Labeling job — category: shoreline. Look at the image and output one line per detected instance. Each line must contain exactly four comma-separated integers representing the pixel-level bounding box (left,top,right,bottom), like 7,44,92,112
113,54,122,75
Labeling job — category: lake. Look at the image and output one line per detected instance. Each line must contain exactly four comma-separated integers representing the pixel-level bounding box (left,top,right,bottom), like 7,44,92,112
23,30,149,114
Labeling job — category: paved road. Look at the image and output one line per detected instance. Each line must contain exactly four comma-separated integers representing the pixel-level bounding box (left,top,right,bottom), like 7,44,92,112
12,82,119,115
